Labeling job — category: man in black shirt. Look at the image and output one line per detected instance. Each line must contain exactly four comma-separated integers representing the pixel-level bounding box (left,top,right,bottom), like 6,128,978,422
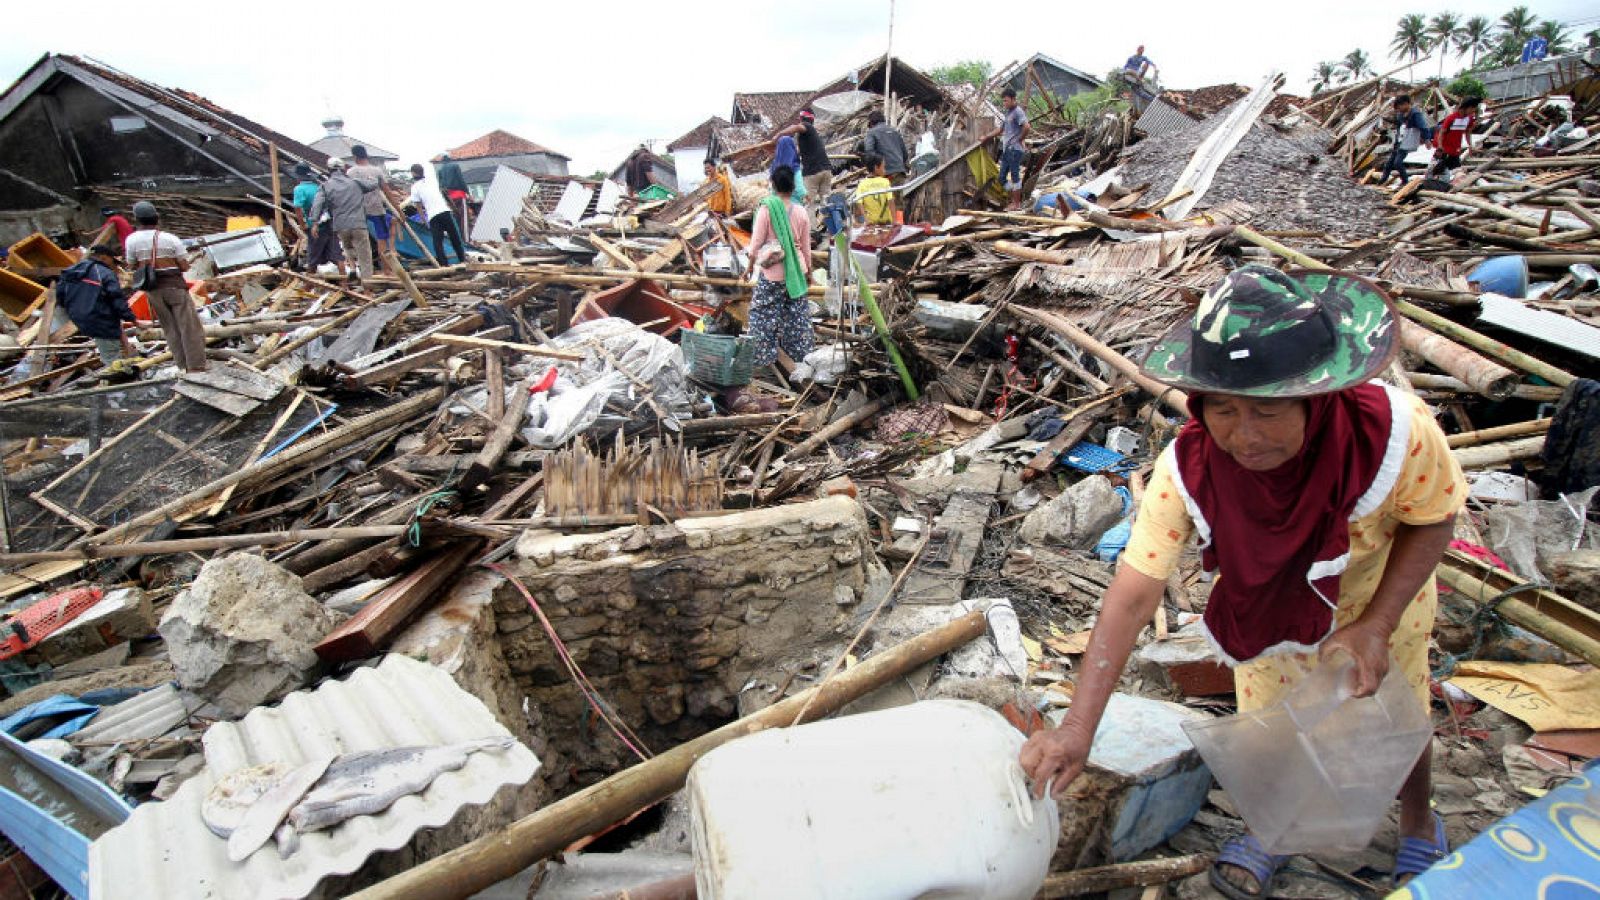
778,109,833,212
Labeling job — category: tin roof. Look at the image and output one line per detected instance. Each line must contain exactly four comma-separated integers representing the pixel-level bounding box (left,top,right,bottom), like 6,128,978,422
90,655,540,900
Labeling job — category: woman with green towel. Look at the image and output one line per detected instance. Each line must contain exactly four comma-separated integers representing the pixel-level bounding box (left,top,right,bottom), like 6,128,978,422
731,164,814,413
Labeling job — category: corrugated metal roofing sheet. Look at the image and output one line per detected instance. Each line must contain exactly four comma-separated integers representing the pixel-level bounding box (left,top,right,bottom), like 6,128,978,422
90,655,539,900
471,166,536,244
1479,294,1600,361
69,683,189,746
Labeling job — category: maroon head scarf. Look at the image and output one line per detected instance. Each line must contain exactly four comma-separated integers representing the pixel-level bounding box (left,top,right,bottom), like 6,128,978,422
1169,383,1406,663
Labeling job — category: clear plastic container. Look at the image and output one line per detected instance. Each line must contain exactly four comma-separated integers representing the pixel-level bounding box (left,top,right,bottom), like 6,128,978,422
1181,656,1432,855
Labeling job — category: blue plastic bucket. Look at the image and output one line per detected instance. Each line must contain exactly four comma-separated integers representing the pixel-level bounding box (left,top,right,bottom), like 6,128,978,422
1469,255,1529,298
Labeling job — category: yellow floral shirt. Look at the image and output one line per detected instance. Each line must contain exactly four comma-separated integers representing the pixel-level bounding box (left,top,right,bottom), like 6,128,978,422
1122,389,1467,710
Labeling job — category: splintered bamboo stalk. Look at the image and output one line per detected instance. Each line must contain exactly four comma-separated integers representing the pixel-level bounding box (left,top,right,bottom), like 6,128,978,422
1446,418,1551,448
1451,435,1546,469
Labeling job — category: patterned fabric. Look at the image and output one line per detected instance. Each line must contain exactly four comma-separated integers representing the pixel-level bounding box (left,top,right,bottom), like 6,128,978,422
1124,391,1466,707
746,277,815,368
1395,759,1600,899
1142,265,1398,397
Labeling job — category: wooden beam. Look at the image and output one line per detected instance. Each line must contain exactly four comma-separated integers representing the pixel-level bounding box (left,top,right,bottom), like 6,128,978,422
313,540,482,663
0,526,409,565
344,325,511,387
426,332,583,361
460,378,534,492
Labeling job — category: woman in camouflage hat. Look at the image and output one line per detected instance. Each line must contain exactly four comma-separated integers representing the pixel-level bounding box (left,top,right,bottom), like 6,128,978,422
1020,265,1466,896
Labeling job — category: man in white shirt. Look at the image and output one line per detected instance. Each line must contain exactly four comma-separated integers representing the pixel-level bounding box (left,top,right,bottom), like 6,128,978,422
407,164,466,264
123,200,207,372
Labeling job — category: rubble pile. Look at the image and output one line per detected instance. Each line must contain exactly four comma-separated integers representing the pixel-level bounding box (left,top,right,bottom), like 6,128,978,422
0,44,1596,900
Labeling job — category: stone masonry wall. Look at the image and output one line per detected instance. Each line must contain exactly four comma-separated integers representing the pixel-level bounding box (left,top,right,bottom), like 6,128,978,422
497,495,889,794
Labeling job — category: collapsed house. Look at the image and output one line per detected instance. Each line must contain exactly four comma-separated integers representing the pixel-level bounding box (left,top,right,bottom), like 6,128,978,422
0,43,1596,900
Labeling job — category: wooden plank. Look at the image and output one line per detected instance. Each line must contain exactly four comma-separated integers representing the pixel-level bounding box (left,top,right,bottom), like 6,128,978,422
173,381,263,416
313,540,482,663
460,378,534,493
344,325,511,387
179,364,285,401
426,332,583,362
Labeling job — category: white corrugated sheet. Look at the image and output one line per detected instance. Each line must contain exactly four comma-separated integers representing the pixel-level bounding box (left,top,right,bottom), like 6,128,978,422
70,683,189,746
89,655,540,900
553,181,594,224
1479,294,1600,361
470,165,536,244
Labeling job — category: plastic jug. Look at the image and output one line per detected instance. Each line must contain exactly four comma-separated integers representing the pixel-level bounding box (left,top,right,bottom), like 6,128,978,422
1181,657,1431,855
687,699,1059,900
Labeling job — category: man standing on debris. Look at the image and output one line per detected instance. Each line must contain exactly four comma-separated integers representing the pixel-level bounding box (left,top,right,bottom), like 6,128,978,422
1021,267,1465,896
704,159,733,216
125,201,208,372
862,111,909,183
310,159,373,284
57,244,136,365
735,164,813,413
408,163,467,264
348,145,393,274
1430,96,1481,178
1122,45,1157,81
295,164,345,276
435,152,469,214
998,87,1030,210
1378,94,1434,186
778,110,834,211
626,145,654,195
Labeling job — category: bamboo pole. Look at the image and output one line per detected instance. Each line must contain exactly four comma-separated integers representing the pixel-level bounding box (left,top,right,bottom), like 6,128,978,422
1436,551,1600,668
0,526,409,565
1398,320,1519,400
1232,226,1577,388
1406,372,1562,401
426,332,582,361
1445,418,1550,448
1451,435,1545,469
348,608,990,900
994,241,1074,265
1010,306,1189,416
880,228,1013,254
268,143,284,243
464,264,860,297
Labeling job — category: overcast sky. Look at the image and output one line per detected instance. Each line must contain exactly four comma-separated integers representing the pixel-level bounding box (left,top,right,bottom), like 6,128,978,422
3,0,1596,176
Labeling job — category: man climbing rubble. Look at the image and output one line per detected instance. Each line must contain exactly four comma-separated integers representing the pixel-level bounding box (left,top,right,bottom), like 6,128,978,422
862,111,909,183
997,87,1030,210
57,244,136,365
1378,94,1434,186
1020,267,1465,896
310,158,372,284
777,109,833,213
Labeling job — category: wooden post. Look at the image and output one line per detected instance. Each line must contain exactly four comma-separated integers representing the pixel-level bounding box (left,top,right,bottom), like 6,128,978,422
1010,306,1189,416
346,607,989,900
484,347,505,420
268,142,284,243
1398,320,1519,400
460,378,533,493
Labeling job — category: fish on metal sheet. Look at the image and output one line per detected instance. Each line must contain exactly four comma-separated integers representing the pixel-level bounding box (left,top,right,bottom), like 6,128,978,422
286,737,515,834
227,754,335,862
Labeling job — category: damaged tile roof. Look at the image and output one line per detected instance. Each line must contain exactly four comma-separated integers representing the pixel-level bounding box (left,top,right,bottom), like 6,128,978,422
731,91,813,126
449,129,570,161
1158,84,1308,121
668,115,731,152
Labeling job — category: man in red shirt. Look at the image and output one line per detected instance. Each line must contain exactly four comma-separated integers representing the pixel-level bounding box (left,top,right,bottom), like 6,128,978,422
1431,96,1481,177
99,207,135,245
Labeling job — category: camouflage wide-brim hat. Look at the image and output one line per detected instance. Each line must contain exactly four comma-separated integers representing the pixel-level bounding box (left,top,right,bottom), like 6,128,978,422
1141,265,1398,399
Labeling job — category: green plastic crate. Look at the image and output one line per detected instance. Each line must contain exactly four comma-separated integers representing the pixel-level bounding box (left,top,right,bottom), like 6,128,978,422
680,327,755,386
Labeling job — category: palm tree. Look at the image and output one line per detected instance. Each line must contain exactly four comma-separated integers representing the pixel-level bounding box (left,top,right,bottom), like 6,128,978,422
1499,6,1537,42
1427,12,1462,78
1458,16,1495,67
1392,14,1430,80
1535,20,1572,56
1587,28,1599,51
1311,61,1339,93
1341,49,1374,83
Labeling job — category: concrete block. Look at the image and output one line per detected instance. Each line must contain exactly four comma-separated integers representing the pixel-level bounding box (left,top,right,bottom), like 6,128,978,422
1051,693,1212,863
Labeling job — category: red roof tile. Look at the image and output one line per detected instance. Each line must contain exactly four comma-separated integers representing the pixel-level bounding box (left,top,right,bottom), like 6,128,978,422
448,129,568,161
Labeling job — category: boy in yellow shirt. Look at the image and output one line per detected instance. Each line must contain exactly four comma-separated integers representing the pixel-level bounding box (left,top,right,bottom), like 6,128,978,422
851,155,897,226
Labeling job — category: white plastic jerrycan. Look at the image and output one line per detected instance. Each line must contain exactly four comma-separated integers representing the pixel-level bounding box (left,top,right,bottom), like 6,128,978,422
687,698,1059,900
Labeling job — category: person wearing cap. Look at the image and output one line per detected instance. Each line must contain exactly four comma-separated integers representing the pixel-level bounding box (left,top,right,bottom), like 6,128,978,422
57,244,137,364
124,201,208,372
348,146,394,274
1019,266,1463,896
310,158,372,282
292,164,343,275
777,110,833,213
99,207,135,246
407,163,467,264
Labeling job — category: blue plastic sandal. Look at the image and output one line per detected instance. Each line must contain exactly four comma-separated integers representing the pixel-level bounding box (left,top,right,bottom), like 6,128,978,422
1210,833,1292,899
1394,812,1449,884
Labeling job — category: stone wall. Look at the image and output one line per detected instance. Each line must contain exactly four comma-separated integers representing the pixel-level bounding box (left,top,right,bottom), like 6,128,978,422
496,496,890,793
